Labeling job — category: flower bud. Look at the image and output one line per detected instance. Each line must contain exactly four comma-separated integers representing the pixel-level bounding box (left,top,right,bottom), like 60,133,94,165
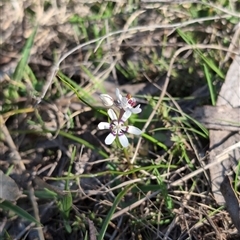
100,94,114,107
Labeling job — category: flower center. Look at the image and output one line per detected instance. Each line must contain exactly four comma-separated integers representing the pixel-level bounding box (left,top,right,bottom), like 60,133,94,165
110,120,128,136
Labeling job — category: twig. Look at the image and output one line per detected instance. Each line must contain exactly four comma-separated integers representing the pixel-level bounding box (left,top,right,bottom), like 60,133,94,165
170,141,240,187
111,190,161,220
0,116,26,171
28,183,45,240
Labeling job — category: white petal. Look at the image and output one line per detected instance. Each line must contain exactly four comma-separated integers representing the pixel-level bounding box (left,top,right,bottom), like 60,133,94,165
100,94,114,107
132,105,142,114
121,110,132,122
105,133,116,145
118,134,129,148
127,126,142,135
116,88,122,101
107,109,117,120
98,122,110,130
121,98,129,109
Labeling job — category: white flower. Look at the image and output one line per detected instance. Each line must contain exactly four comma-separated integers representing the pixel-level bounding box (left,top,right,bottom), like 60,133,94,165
100,94,114,107
98,109,142,148
115,88,142,114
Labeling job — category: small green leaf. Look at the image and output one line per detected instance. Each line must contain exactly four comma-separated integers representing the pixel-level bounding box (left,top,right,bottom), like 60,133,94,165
58,193,73,233
60,193,72,218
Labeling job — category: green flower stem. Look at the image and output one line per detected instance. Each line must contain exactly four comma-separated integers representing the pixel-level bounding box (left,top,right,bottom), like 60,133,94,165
123,146,136,179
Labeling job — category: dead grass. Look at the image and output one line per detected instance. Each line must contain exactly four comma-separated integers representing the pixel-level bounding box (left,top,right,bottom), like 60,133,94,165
0,0,240,240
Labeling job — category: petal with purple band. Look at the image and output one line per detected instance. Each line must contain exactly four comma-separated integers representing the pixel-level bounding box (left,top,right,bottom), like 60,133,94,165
107,109,117,121
127,126,142,135
118,134,129,148
122,110,132,122
98,122,110,130
131,105,142,114
105,133,116,145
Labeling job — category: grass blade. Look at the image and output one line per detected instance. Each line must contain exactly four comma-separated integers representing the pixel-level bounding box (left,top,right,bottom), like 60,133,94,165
0,200,40,225
97,184,133,240
177,29,224,79
13,25,38,82
203,63,216,105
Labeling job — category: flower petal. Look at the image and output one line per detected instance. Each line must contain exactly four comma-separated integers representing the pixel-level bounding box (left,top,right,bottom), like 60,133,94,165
127,126,142,135
121,110,132,122
132,105,142,114
105,133,116,145
116,88,122,102
108,109,117,120
100,94,114,107
98,122,110,130
118,134,129,148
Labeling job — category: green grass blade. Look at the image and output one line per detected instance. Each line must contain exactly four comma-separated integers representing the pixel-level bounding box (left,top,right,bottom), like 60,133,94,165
57,73,107,116
58,193,73,233
58,130,108,158
142,133,168,150
10,128,109,158
84,231,88,240
13,25,38,81
200,53,224,79
57,71,97,104
65,146,76,191
177,29,224,79
33,190,58,199
0,200,40,225
48,164,177,181
177,29,195,45
97,184,133,240
79,65,105,92
166,105,209,137
203,63,216,105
